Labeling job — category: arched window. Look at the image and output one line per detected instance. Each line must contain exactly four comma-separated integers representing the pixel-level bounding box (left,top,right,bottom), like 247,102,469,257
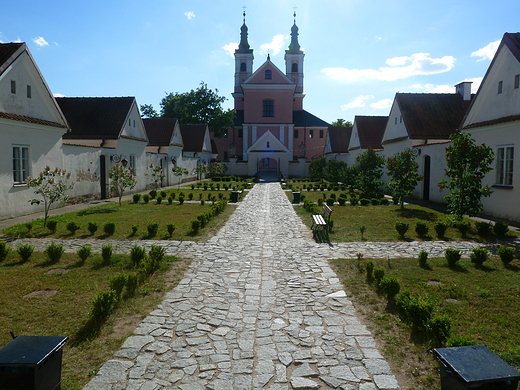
240,62,246,72
263,100,274,117
265,70,272,79
292,63,298,73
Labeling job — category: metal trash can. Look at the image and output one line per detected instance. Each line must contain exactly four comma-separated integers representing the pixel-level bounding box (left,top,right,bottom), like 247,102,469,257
434,345,520,390
230,191,240,203
0,336,68,390
292,192,301,204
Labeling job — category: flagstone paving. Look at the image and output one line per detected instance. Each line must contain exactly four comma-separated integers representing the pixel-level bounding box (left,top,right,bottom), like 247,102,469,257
6,182,492,389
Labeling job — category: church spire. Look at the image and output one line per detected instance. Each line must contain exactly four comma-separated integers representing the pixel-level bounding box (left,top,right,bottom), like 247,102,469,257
236,11,253,54
286,12,303,54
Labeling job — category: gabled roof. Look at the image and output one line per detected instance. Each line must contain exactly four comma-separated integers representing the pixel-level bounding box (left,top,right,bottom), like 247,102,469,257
143,118,179,146
180,124,210,153
353,115,388,149
57,97,137,139
396,93,471,139
243,58,294,86
0,42,25,76
293,110,330,127
327,126,352,153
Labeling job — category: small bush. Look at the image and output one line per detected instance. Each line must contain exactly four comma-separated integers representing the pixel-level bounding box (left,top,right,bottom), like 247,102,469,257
160,191,167,198
188,193,194,200
338,198,346,206
456,221,471,236
101,244,113,265
395,222,409,238
25,222,33,232
47,220,58,233
191,219,201,234
434,222,448,238
371,198,380,206
145,245,166,275
470,247,489,266
475,221,492,236
143,194,150,204
380,277,401,300
350,197,359,206
132,193,141,204
130,245,146,268
494,221,509,236
17,244,34,262
418,250,429,268
146,222,158,238
131,225,139,236
167,196,173,204
380,198,390,206
167,223,176,237
415,222,429,237
87,222,98,235
326,198,335,206
149,189,157,199
45,243,64,263
497,245,515,265
366,261,374,280
360,198,371,206
429,314,451,347
360,225,366,240
156,196,163,205
178,196,185,205
125,274,139,297
396,290,435,330
66,221,81,235
77,245,92,263
89,291,117,325
110,274,127,300
445,248,462,267
374,267,385,286
200,200,205,206
0,241,10,262
103,222,116,236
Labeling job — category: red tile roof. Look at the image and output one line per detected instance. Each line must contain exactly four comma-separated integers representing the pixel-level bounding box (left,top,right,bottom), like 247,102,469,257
327,126,352,153
143,118,179,146
0,111,68,129
56,97,139,139
352,116,388,150
180,124,209,152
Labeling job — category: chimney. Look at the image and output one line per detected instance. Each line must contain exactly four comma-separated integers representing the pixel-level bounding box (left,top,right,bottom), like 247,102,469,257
455,81,472,101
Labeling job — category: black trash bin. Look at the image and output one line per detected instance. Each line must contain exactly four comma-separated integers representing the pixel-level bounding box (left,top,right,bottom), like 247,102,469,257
0,336,68,390
434,345,520,390
230,191,240,203
292,192,301,204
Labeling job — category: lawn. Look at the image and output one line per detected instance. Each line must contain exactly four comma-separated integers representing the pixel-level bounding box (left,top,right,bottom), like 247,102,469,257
330,255,520,390
0,249,190,390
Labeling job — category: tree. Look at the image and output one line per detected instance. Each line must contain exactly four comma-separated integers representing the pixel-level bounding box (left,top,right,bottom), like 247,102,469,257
109,163,137,206
146,164,165,190
355,148,385,198
386,149,423,208
159,82,235,138
27,166,75,227
438,132,494,221
325,159,348,184
331,118,353,127
140,104,159,118
206,162,227,178
172,166,189,188
308,157,328,180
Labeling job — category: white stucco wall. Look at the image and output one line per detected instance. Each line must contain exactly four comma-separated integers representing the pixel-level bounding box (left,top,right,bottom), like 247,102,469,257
62,145,101,201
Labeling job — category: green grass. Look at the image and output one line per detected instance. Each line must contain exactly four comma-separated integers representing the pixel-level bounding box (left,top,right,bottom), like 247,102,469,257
3,198,235,241
0,250,190,390
330,255,520,390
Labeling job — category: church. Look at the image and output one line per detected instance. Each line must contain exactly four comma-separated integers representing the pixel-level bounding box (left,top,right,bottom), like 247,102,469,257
212,14,330,178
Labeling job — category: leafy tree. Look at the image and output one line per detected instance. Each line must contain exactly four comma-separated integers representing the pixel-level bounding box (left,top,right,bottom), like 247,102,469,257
331,118,353,127
438,132,494,221
159,82,235,138
325,159,348,183
145,164,165,190
27,166,75,227
355,148,385,198
109,163,137,206
207,162,227,178
140,104,159,118
308,157,327,180
386,149,423,208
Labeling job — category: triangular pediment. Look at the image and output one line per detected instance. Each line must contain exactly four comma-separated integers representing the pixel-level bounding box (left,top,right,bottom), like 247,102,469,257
243,60,294,85
247,130,289,153
120,99,148,142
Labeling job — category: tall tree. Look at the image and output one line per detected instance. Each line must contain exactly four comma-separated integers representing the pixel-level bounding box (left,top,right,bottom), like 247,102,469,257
438,132,494,221
308,157,327,180
355,148,385,198
386,149,423,208
331,118,353,127
160,82,235,138
140,104,159,118
325,159,348,184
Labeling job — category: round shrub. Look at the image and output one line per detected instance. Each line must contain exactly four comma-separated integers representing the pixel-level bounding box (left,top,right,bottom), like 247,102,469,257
470,247,489,266
17,244,34,262
0,241,10,262
156,196,163,204
130,245,146,268
167,196,173,204
374,267,385,285
77,245,92,263
45,242,64,263
497,245,515,265
160,191,167,198
415,222,429,237
445,248,462,267
493,221,509,236
371,198,380,206
326,198,335,206
475,221,492,236
418,250,429,268
87,221,98,235
395,222,409,238
66,221,81,235
380,277,401,299
338,198,346,206
380,198,390,206
132,193,141,204
191,219,201,234
434,222,448,238
47,220,58,233
179,196,185,205
366,261,374,280
110,274,128,300
147,222,159,238
101,244,113,265
89,291,117,324
143,194,150,204
149,189,157,199
455,221,471,236
167,223,176,237
360,198,371,206
103,222,116,236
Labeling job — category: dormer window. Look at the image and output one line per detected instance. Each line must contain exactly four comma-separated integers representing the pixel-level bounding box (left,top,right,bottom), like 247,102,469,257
265,70,272,80
292,63,298,72
240,62,246,72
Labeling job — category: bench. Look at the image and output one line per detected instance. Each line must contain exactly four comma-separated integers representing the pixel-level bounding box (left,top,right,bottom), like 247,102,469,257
311,204,333,237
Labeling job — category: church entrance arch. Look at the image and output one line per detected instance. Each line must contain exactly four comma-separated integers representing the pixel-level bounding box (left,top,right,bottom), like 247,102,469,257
257,156,278,172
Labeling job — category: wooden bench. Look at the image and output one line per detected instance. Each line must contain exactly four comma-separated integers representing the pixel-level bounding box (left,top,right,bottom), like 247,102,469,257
311,204,333,237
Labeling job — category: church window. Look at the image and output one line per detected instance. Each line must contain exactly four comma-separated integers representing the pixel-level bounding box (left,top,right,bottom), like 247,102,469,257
240,62,247,72
263,100,274,117
265,70,272,79
292,63,298,72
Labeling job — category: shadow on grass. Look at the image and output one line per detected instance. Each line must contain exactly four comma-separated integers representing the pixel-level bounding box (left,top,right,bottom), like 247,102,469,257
448,264,469,273
313,230,330,244
395,208,439,222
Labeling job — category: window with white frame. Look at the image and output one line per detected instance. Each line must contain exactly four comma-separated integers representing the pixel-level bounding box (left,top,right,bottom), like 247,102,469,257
13,145,29,184
129,155,136,175
496,145,514,186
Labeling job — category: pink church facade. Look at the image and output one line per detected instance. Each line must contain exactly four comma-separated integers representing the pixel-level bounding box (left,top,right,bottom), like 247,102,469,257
212,14,330,178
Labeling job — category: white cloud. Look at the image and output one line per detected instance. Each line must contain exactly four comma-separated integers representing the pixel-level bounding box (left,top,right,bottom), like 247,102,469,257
471,40,500,61
411,83,453,93
370,99,393,110
223,42,238,57
33,36,49,47
259,34,288,56
321,53,456,82
341,95,374,110
184,11,195,20
53,93,65,98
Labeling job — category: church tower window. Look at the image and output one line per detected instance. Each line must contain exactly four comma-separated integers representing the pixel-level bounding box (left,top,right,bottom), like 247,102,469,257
240,62,247,72
265,70,272,79
292,63,298,72
263,100,274,117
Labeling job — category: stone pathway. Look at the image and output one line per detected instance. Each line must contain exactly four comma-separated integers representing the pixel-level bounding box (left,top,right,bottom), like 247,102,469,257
5,183,498,389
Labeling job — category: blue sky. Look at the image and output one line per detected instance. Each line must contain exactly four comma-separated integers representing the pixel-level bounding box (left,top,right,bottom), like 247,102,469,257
2,0,519,124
